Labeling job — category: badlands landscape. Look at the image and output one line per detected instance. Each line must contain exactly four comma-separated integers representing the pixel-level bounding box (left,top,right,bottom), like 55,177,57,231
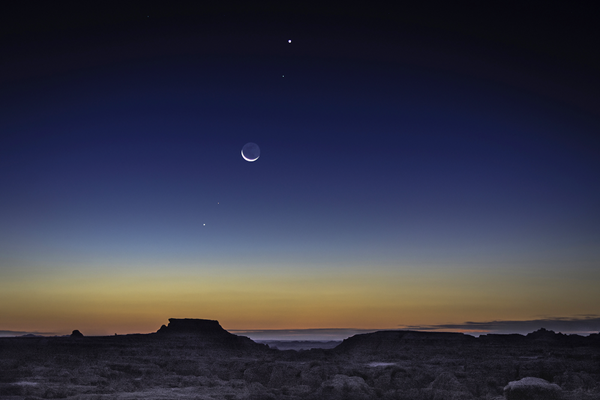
1,318,599,400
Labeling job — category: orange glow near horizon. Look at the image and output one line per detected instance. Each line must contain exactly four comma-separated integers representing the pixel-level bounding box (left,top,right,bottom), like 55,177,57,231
1,261,598,337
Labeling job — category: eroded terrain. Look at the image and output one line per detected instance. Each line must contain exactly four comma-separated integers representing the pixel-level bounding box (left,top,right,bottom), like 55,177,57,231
1,325,600,400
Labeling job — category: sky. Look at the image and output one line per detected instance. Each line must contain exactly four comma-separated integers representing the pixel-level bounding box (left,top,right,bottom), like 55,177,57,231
1,2,599,339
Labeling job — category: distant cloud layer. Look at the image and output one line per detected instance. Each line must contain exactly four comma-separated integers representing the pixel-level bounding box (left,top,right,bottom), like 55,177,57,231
399,316,600,335
234,316,600,340
0,330,52,337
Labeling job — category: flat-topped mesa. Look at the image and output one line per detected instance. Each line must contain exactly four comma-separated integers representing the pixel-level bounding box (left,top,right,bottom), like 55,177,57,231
153,318,268,352
156,318,229,336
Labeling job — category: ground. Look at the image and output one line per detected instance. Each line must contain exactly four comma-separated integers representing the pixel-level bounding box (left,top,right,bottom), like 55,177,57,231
1,333,599,400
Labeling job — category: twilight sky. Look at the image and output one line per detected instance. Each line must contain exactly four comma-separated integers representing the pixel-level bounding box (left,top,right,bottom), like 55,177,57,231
1,2,599,339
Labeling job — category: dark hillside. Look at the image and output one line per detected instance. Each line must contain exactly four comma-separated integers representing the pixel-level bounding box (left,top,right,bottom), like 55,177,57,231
1,323,599,399
334,330,477,355
335,328,600,356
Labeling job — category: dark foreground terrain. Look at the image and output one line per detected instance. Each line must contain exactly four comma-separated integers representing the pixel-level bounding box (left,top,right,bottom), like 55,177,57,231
1,319,600,400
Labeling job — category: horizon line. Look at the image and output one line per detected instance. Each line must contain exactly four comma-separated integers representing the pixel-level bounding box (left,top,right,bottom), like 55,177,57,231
3,315,599,339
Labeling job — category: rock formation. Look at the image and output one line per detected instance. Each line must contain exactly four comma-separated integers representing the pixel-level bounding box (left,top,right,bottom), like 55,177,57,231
156,318,228,335
154,318,267,351
504,377,562,400
70,330,84,338
317,374,376,400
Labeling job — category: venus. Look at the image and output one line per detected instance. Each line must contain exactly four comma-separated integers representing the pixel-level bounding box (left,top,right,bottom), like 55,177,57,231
241,142,260,162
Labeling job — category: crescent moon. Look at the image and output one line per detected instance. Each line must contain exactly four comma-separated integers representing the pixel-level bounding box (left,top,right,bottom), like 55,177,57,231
241,143,260,162
241,149,259,162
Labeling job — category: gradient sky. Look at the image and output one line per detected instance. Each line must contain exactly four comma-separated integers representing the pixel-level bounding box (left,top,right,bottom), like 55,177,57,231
1,2,599,338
